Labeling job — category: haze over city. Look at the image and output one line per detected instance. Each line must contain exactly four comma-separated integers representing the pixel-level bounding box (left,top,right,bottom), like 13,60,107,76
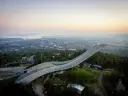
1,1,128,96
0,0,128,39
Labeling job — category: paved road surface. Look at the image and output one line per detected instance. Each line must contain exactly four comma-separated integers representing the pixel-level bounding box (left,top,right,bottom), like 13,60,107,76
99,71,108,96
0,67,26,73
15,44,107,84
0,72,17,80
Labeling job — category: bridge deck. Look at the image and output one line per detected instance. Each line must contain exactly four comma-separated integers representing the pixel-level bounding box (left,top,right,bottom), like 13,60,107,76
15,44,107,84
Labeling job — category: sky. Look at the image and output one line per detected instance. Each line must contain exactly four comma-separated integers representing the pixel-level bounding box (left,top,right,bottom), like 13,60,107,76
0,0,128,39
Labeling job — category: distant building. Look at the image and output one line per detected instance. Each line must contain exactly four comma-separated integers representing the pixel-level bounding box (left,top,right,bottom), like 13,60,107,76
68,49,76,51
21,55,36,64
57,48,65,50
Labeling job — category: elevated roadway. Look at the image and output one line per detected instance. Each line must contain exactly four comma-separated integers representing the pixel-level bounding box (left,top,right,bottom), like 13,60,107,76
15,44,107,84
0,67,26,73
0,72,17,80
0,67,25,80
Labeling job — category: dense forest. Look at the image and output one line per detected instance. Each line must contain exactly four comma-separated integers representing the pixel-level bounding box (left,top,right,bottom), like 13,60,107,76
0,49,85,67
86,52,128,87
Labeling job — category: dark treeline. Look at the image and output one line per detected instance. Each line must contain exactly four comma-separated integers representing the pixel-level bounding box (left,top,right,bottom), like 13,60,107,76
0,49,86,67
86,52,128,92
86,52,128,74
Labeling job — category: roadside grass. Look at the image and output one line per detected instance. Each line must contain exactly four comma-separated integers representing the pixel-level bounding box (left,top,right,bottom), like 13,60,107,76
33,67,102,96
54,67,102,85
69,67,101,84
50,67,102,96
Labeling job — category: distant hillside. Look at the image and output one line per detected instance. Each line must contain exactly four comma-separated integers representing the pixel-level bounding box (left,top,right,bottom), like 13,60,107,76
0,38,24,41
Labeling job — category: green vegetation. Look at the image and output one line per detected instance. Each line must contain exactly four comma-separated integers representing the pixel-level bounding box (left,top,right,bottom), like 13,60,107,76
51,67,101,85
81,86,99,96
1,49,128,96
0,49,85,67
86,52,128,95
46,67,101,96
64,67,101,84
86,52,122,69
101,69,120,95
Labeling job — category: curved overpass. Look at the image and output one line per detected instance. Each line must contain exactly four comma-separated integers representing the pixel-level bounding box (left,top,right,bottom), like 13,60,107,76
15,44,107,84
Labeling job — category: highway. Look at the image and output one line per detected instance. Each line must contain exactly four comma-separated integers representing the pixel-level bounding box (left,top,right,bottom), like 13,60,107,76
0,67,26,80
15,44,107,84
0,67,26,73
0,72,17,80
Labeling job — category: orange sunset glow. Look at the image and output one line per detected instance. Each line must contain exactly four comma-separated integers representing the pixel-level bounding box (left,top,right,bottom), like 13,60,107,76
0,0,128,38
